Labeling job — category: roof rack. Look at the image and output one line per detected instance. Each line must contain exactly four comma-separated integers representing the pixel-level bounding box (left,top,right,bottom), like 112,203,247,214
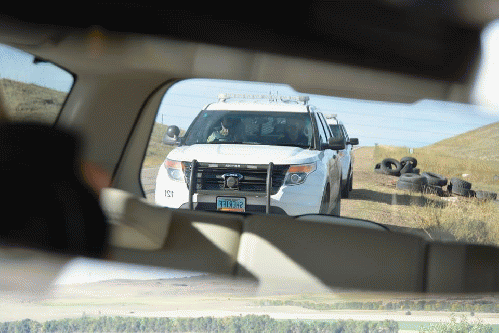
325,114,338,119
218,93,309,105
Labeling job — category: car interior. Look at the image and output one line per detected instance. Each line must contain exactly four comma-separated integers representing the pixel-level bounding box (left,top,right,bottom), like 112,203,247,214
1,1,499,300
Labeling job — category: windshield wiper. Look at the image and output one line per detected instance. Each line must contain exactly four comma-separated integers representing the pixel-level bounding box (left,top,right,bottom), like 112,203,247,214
274,143,310,148
205,141,262,145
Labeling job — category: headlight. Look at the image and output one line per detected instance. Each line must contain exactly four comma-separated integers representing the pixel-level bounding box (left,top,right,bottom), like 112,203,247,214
284,162,317,185
165,158,185,182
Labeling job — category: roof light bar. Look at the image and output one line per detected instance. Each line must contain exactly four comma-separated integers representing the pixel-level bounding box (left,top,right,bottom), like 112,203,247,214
325,114,338,119
218,93,309,105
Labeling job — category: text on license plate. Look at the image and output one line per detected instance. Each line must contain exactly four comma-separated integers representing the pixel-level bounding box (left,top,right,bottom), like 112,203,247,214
216,197,246,212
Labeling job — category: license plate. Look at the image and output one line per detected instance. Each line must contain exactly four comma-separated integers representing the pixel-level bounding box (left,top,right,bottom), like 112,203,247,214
216,197,246,212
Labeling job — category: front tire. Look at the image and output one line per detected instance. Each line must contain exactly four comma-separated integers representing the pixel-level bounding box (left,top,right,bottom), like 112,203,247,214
331,189,341,216
341,171,351,198
319,186,330,214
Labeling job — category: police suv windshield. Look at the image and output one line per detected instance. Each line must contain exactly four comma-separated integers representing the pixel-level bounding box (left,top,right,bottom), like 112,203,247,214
182,110,313,148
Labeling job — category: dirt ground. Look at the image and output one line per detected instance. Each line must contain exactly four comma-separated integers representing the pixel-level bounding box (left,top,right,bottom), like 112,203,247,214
341,147,430,228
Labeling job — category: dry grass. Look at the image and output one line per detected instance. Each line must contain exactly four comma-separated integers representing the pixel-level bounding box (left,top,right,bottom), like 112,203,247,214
410,198,499,245
0,78,66,123
372,138,499,246
426,121,499,162
142,123,188,168
142,123,175,168
373,144,499,192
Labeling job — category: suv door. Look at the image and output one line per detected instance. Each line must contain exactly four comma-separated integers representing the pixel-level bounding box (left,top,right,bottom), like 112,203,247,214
340,124,352,182
316,112,341,214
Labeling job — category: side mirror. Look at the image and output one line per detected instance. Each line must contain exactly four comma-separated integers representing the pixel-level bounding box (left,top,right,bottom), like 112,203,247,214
166,125,180,139
163,125,181,145
325,137,345,151
348,138,359,146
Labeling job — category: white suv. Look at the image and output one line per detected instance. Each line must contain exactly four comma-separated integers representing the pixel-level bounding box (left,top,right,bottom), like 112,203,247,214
155,94,345,216
326,116,359,198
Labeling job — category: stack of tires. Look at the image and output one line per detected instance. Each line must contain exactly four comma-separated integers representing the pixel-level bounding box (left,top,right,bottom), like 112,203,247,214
448,177,473,197
448,178,497,200
374,156,497,200
374,157,419,176
396,172,446,196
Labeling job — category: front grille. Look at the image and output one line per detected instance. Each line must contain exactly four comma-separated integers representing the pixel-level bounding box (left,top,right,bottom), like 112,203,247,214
183,162,289,195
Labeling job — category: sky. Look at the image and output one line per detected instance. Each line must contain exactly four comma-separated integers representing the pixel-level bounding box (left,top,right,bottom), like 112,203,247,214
156,80,499,148
1,21,499,284
1,33,499,148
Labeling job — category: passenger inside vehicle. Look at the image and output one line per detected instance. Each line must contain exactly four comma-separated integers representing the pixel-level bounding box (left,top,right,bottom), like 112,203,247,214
279,118,309,147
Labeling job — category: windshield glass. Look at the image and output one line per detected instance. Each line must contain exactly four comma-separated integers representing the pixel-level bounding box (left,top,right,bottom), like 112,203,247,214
183,110,313,148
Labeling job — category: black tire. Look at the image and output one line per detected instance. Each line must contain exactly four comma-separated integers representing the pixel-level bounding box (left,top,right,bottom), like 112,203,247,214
320,185,330,214
341,170,352,198
452,186,474,197
423,185,444,197
341,176,350,198
422,172,448,187
400,156,417,168
396,180,423,192
374,163,384,174
399,173,428,185
380,158,402,176
475,190,497,201
450,177,472,190
411,168,420,175
331,193,341,216
399,161,414,174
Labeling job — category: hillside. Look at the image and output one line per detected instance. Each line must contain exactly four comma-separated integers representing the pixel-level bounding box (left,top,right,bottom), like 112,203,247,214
423,121,499,162
0,78,67,123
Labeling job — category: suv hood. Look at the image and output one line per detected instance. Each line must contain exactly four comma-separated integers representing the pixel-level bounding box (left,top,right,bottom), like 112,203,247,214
167,144,320,165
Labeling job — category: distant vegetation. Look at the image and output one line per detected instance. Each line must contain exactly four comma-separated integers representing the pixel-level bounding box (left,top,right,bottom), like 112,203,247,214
0,315,399,332
419,314,492,333
257,299,499,314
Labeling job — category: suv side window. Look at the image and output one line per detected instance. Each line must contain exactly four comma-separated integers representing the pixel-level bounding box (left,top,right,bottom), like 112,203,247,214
320,113,333,138
315,113,329,144
340,124,350,142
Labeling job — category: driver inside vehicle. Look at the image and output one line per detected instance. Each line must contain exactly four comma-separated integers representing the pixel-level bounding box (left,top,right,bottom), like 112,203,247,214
207,116,241,143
